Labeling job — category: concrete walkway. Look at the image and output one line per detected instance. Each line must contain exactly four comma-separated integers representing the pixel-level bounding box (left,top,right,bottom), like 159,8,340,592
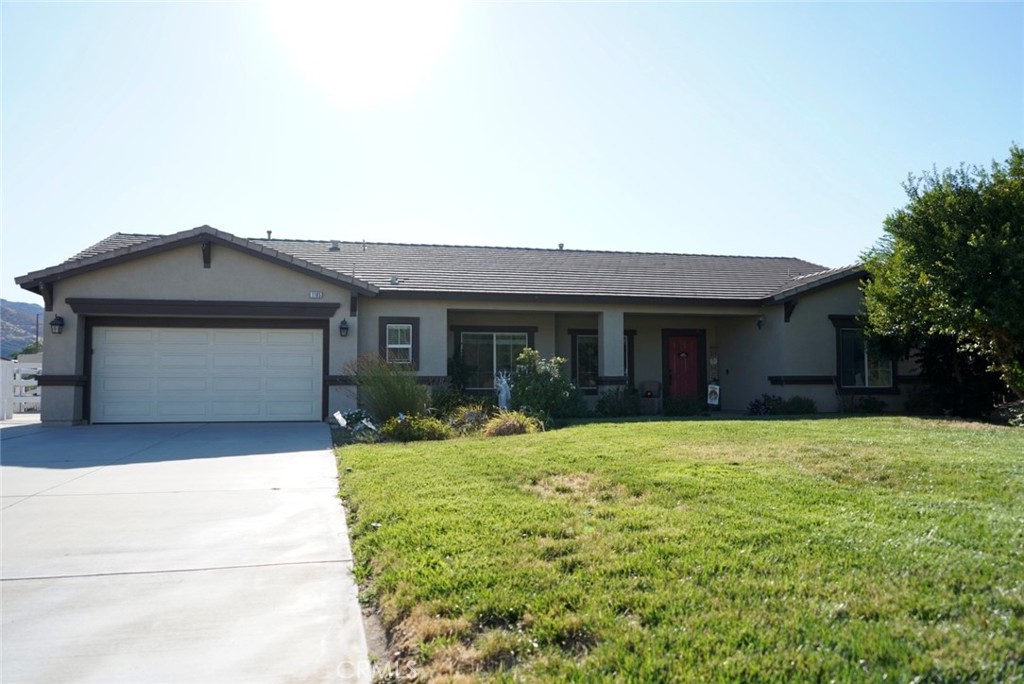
1,421,371,683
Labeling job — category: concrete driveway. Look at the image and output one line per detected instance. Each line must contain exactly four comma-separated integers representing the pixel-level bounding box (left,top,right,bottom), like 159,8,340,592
1,420,371,683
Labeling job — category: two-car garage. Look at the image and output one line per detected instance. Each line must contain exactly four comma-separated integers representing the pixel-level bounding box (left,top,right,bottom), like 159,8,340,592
89,325,324,423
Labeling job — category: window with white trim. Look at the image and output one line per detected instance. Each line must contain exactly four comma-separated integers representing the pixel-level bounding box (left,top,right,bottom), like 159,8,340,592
385,323,413,364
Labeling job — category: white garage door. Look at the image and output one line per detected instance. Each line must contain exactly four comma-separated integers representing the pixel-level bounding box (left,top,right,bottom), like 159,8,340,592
91,326,323,423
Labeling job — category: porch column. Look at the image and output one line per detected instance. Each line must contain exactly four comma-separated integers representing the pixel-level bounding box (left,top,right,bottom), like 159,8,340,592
597,310,625,388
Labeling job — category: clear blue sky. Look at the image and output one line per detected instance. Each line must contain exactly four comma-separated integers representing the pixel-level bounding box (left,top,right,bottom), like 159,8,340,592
3,1,1022,303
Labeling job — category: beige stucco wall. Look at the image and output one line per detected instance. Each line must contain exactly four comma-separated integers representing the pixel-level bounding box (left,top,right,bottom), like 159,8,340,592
718,281,916,413
40,243,360,422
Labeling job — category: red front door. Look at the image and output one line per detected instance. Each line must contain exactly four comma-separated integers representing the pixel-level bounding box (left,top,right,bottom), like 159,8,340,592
667,334,700,398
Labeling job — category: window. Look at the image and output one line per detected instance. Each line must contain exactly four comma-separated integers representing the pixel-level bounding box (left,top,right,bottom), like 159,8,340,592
386,324,413,364
460,332,530,390
576,335,599,389
570,330,635,392
838,329,892,388
379,317,419,367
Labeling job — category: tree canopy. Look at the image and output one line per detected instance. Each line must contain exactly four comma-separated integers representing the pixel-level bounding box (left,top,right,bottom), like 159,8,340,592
862,144,1024,397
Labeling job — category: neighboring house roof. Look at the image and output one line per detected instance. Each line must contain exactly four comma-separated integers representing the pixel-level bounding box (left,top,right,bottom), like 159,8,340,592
18,225,861,304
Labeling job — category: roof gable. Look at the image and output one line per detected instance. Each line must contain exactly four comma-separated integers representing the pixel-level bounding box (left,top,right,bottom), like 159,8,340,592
16,225,379,299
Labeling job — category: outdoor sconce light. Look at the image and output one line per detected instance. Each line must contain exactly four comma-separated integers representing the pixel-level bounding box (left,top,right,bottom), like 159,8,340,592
756,316,765,330
50,316,65,335
338,319,350,337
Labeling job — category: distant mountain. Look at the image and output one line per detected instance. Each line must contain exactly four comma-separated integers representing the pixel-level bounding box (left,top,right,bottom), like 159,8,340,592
1,299,45,358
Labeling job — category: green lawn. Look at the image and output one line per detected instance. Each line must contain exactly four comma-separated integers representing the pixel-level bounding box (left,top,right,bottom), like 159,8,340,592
337,417,1024,682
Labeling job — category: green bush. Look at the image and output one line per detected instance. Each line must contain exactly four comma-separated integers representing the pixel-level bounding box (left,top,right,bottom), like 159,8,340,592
429,382,466,418
448,402,491,435
511,348,586,421
664,395,708,417
595,386,641,417
748,394,818,416
346,354,429,422
854,396,886,414
380,414,453,442
780,395,818,415
482,410,543,437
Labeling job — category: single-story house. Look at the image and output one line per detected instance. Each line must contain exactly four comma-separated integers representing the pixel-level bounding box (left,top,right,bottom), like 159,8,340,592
15,225,917,425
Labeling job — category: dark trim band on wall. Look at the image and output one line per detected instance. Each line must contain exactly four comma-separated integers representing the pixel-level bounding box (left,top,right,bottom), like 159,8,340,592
386,290,758,308
37,375,88,387
828,314,860,328
86,317,330,329
327,375,448,386
67,298,340,318
768,375,835,386
451,325,539,333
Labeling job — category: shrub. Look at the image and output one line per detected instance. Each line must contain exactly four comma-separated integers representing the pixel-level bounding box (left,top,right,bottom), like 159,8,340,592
747,394,818,416
511,348,587,421
447,353,475,394
779,395,818,415
595,386,641,417
346,354,429,422
482,410,543,437
664,395,708,417
991,400,1024,427
448,402,491,435
854,396,886,414
429,382,466,418
380,414,453,442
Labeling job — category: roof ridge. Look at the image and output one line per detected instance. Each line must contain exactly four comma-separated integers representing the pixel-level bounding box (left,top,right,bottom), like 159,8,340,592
252,238,823,263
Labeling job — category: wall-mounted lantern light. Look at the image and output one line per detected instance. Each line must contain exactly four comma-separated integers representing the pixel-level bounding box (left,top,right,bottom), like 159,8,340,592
338,319,350,337
756,316,765,330
49,316,65,335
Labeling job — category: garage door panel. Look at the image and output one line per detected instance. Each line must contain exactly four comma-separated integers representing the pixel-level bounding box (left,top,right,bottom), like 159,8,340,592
101,353,155,369
267,331,319,346
213,354,263,369
100,329,156,344
213,330,264,346
266,377,316,392
267,354,316,368
159,330,211,344
99,377,154,392
159,354,210,369
157,377,209,392
212,402,264,418
155,403,211,418
267,401,319,418
91,326,322,423
97,402,154,419
213,377,262,392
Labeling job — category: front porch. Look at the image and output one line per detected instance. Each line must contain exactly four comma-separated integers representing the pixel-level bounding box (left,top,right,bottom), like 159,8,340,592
444,308,763,413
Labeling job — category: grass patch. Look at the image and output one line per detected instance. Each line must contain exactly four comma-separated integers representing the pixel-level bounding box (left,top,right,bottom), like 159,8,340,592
337,417,1024,682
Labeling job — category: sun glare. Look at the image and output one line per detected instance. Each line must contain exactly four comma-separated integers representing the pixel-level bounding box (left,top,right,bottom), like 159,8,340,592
265,0,460,110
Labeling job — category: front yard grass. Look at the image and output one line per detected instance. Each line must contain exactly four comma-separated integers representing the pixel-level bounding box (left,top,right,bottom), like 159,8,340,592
337,417,1024,682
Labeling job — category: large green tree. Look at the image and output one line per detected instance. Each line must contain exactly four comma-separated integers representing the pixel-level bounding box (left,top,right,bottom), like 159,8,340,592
862,144,1024,398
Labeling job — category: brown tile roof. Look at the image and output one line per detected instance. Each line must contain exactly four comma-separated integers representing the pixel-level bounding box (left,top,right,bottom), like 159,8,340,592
44,227,842,302
66,233,160,261
767,264,866,300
